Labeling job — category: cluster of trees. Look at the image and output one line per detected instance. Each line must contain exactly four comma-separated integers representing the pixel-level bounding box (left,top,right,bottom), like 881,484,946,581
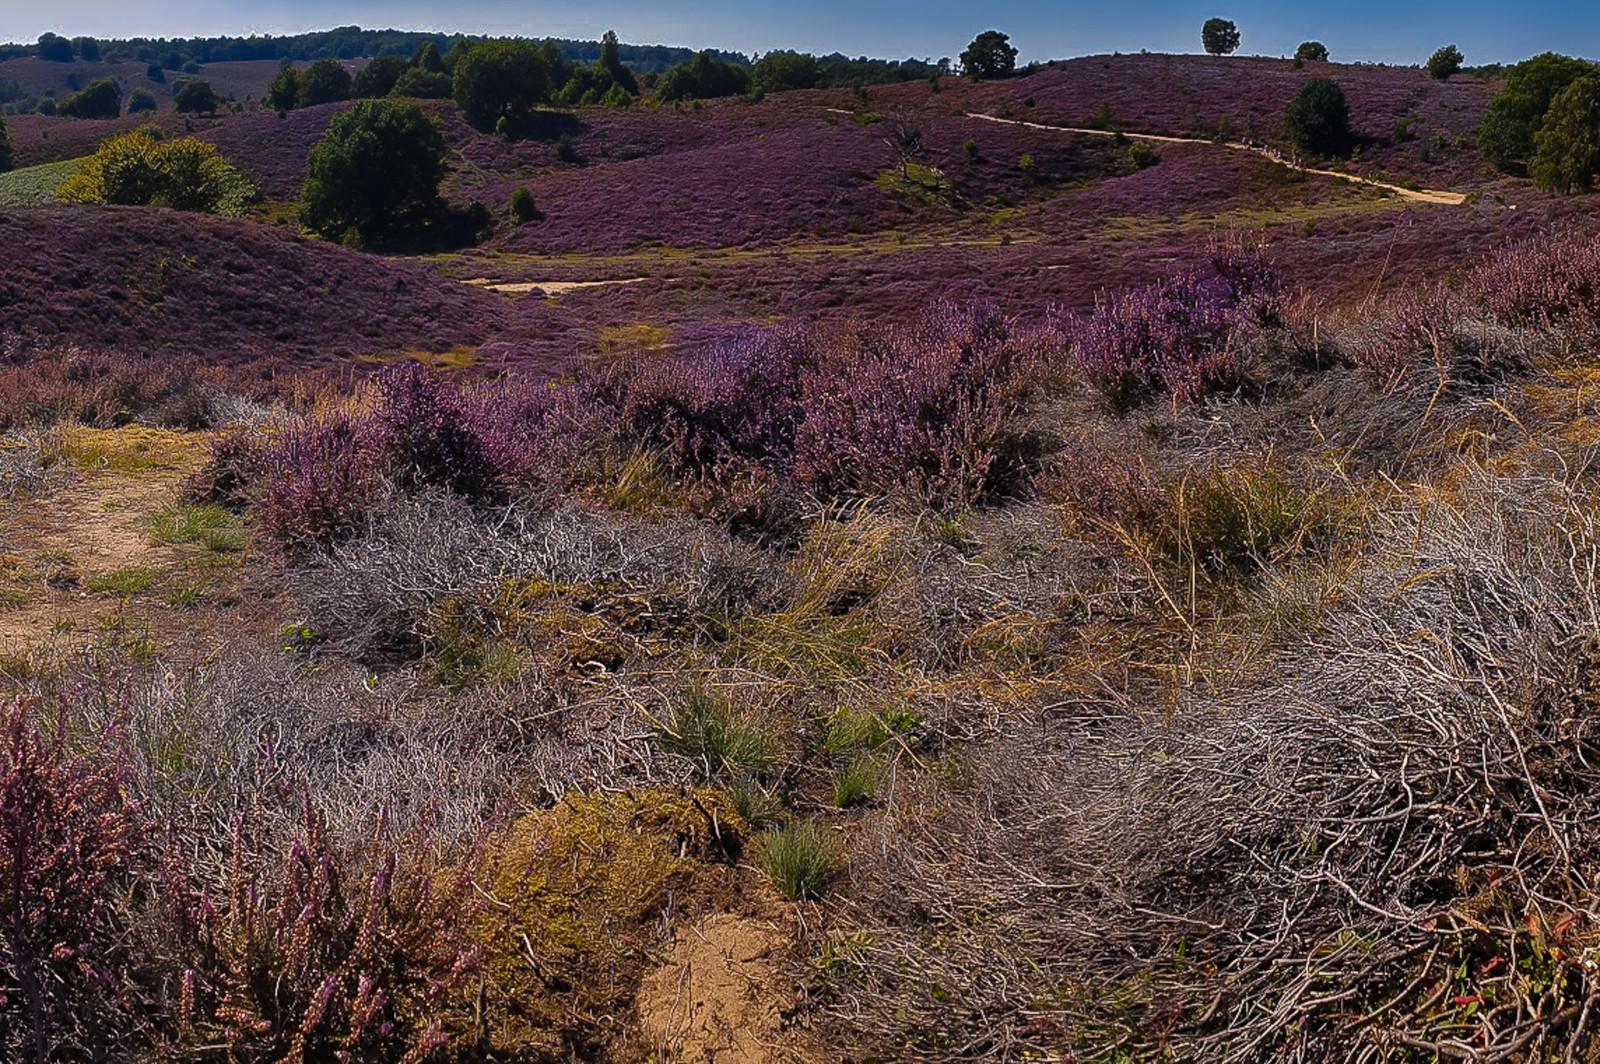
1480,53,1600,192
14,26,739,74
59,78,121,118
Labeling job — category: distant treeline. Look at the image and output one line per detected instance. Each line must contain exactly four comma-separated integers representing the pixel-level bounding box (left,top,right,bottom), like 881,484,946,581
0,27,948,88
0,27,746,75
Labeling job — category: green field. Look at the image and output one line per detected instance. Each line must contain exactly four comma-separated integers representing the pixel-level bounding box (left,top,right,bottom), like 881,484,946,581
0,158,79,206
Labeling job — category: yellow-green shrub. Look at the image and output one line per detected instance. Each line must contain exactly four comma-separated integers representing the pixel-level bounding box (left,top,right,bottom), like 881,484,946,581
59,129,259,215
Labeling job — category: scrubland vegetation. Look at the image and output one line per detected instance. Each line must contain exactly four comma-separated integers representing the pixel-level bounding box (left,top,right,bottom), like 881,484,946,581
8,13,1600,1063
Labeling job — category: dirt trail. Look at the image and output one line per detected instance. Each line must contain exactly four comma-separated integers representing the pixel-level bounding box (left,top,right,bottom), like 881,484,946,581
962,111,1470,205
462,277,648,296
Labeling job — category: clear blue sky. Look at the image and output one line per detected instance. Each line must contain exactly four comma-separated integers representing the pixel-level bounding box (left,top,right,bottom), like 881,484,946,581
0,0,1593,66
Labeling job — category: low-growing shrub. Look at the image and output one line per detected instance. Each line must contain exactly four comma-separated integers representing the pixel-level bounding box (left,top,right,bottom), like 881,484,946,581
59,129,260,216
509,185,538,223
371,361,501,501
1,698,148,1061
1468,229,1600,337
1071,247,1282,410
255,415,373,553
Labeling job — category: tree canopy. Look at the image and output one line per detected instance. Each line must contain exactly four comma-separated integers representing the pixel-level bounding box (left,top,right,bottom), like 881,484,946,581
452,41,552,131
1285,77,1351,156
1529,76,1600,193
1427,44,1464,80
1479,52,1597,175
1202,18,1241,56
300,99,447,244
59,79,121,119
960,31,1018,80
1295,41,1329,63
297,59,353,107
654,51,751,101
173,78,219,115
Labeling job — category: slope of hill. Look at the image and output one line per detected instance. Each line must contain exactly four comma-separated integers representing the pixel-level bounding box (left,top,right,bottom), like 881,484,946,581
0,205,507,364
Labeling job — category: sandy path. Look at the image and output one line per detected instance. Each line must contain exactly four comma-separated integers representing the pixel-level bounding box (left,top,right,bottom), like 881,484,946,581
962,112,1470,205
462,277,649,295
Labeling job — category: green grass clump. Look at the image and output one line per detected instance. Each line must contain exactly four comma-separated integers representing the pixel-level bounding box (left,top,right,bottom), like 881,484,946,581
148,503,246,552
87,566,158,597
661,688,781,780
0,158,80,206
831,756,883,808
821,706,919,756
760,821,842,900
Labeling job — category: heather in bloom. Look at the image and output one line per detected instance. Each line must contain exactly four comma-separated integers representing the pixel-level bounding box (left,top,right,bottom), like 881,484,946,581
1468,229,1600,337
1,698,147,1062
371,361,500,501
1071,248,1281,410
255,415,374,553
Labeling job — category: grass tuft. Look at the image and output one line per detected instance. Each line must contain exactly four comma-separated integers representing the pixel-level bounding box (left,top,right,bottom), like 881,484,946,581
760,820,843,900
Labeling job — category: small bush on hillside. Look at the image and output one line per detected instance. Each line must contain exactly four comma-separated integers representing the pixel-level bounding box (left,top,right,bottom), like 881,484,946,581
299,99,447,245
59,78,120,118
59,129,260,215
1427,44,1464,80
146,63,165,84
0,114,11,173
1202,18,1241,56
1285,77,1351,156
172,77,218,115
166,805,491,1060
509,185,538,223
126,88,157,113
297,59,352,106
266,64,298,110
555,132,579,163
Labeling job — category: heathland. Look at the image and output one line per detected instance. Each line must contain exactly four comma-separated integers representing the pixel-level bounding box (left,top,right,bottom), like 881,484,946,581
6,23,1600,1062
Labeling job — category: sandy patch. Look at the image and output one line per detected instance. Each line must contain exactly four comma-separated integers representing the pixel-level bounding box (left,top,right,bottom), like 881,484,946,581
462,277,649,296
637,912,804,1063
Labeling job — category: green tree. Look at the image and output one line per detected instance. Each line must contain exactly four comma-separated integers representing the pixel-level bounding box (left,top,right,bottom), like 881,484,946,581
173,78,219,115
653,51,751,101
753,50,819,94
297,59,352,107
127,88,158,113
74,37,101,62
1530,76,1600,192
1427,44,1463,80
411,41,446,74
451,41,551,132
960,31,1018,80
267,65,300,111
0,115,12,174
37,33,74,63
1202,18,1241,55
1479,52,1595,175
1285,77,1351,156
391,67,452,99
353,56,408,98
598,30,637,93
1295,41,1329,63
299,99,447,244
59,78,121,118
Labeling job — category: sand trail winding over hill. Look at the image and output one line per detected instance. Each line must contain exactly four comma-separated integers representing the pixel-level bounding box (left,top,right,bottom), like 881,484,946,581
962,111,1470,205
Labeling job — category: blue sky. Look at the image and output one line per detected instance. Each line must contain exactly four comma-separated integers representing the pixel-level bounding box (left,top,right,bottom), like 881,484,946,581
0,0,1593,66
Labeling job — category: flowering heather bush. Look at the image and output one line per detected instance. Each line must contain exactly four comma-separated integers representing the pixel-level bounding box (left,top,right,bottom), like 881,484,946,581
1468,229,1600,337
255,415,373,553
1349,282,1464,390
795,302,1037,507
167,804,490,1060
1071,248,1282,410
372,361,501,500
619,326,811,478
1,698,148,1062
